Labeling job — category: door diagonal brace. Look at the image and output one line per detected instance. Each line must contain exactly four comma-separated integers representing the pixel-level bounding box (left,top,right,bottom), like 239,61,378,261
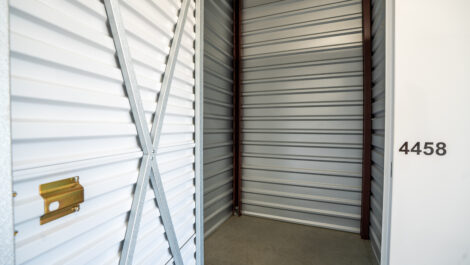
150,0,191,146
104,0,191,264
104,0,152,155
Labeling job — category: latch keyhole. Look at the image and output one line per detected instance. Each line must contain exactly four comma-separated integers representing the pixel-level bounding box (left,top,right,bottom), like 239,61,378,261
49,201,59,211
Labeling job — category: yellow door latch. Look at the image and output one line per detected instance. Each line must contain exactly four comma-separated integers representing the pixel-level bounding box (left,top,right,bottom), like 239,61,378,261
39,177,84,225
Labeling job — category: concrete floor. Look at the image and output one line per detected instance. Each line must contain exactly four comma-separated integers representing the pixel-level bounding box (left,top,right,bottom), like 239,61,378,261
205,216,377,265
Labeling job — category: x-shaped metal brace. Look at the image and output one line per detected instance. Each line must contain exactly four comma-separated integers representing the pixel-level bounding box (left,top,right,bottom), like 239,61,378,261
104,0,192,264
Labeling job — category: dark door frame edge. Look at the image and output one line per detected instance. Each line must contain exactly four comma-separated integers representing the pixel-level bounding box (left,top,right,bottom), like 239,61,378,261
360,0,373,240
232,0,242,216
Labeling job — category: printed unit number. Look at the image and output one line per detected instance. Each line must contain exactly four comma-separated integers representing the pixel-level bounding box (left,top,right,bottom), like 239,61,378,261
399,142,447,156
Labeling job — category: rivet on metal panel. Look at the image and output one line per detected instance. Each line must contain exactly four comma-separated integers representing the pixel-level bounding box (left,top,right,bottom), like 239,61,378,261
39,177,84,225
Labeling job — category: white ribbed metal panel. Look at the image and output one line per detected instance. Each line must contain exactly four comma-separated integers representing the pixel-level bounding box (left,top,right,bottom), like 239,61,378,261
1,1,14,264
10,0,197,264
240,0,364,233
203,0,233,236
370,0,385,262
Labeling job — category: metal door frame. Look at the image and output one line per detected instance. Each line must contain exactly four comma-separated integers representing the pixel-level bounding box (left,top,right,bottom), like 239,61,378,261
362,0,394,262
232,0,242,216
195,0,205,264
360,0,373,240
380,0,395,264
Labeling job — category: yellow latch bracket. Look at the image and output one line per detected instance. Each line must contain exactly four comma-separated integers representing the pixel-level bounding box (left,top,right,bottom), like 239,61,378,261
39,177,84,225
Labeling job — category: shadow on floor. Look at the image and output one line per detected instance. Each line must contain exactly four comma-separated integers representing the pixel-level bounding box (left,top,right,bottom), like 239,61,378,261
205,216,377,265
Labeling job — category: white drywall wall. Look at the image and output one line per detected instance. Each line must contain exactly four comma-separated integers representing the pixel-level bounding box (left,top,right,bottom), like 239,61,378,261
390,0,470,264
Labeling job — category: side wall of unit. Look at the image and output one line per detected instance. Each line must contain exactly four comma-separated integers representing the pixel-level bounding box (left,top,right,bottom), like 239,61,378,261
10,1,197,264
203,0,234,236
370,0,385,262
240,0,364,233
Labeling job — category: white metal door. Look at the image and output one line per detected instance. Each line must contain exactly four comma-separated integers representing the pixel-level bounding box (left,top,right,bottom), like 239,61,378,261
240,0,364,233
0,1,14,264
203,0,234,236
10,0,199,264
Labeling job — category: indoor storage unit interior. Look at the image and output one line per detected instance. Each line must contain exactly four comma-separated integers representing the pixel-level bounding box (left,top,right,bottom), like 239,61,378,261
205,0,386,264
3,0,388,264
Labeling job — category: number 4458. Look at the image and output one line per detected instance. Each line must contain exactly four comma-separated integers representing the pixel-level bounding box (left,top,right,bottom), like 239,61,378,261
399,142,447,156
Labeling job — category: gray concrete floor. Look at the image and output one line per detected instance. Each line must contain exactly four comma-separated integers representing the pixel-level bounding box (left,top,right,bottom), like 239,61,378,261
205,216,376,265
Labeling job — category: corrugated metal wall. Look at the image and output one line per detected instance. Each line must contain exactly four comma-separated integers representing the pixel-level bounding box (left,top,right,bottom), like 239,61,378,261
203,0,234,236
10,0,197,264
0,1,14,264
370,0,385,262
240,0,364,233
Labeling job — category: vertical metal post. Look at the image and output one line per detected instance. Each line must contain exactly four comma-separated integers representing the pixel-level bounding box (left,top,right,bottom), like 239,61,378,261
0,0,15,264
232,0,242,216
381,0,395,263
360,0,373,240
195,0,204,263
